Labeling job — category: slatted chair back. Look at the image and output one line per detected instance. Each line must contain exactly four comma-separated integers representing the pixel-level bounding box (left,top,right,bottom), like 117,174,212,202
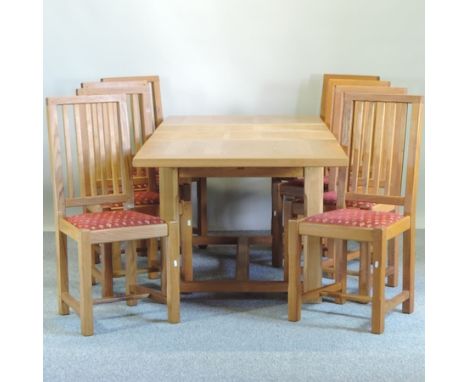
77,82,156,190
327,86,408,193
320,74,381,123
323,78,390,127
101,75,164,127
46,94,133,218
336,93,424,218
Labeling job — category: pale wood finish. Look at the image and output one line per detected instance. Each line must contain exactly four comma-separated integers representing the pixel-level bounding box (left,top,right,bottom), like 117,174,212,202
279,76,388,269
283,85,409,290
102,75,164,127
288,93,424,334
302,167,323,302
320,74,380,122
324,79,390,127
78,81,161,279
133,117,347,168
134,116,347,294
46,95,179,335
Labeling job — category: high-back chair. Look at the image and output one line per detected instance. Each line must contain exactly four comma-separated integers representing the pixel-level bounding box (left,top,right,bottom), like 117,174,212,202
46,94,180,336
287,93,423,334
99,75,196,279
79,81,159,203
102,75,208,247
273,74,389,268
78,82,161,281
282,85,409,289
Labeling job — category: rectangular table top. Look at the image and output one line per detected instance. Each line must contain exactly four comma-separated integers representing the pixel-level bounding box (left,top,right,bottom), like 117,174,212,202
133,115,348,168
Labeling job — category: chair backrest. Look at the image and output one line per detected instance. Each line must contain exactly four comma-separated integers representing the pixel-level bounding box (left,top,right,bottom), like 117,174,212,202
46,94,133,218
101,75,164,127
330,85,408,142
320,74,380,123
336,93,424,218
323,78,390,127
78,82,154,180
327,86,408,193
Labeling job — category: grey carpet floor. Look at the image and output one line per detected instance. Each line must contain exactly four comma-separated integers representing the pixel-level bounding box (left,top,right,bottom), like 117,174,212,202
43,230,424,382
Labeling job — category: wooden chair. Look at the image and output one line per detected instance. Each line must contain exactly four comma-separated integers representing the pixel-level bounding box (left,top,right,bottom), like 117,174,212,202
46,94,180,335
99,76,196,279
287,93,423,334
100,76,211,246
283,85,408,291
78,81,161,280
272,74,389,268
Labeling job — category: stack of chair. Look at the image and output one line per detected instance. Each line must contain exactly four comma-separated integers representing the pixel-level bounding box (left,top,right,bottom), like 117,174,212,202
287,92,423,333
46,94,180,336
274,74,406,292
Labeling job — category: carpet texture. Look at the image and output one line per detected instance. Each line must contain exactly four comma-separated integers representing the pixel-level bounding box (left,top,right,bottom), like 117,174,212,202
43,231,424,381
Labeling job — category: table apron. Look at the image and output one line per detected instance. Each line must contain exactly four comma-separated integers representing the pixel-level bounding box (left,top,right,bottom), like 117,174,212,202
178,167,305,178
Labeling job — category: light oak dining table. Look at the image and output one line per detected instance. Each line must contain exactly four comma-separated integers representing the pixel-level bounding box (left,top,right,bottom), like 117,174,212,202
133,115,348,298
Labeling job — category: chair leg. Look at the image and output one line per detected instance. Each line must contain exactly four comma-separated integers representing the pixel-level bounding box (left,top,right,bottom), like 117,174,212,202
147,238,159,279
126,240,138,306
386,237,399,287
359,242,371,297
165,222,181,323
271,179,283,268
112,242,122,277
283,198,293,281
324,238,336,278
55,231,70,315
288,220,302,321
160,234,167,296
371,234,387,334
91,245,99,285
402,227,416,314
181,199,193,282
78,233,93,336
334,240,348,304
101,243,114,298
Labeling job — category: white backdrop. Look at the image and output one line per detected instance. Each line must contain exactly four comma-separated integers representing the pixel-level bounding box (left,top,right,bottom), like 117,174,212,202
43,0,425,230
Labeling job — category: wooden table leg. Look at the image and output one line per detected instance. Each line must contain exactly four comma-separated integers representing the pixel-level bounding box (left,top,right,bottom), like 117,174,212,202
271,178,283,268
197,178,208,248
159,168,180,295
303,167,323,303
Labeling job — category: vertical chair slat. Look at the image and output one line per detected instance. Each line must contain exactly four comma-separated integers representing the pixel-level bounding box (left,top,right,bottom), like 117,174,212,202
94,104,107,195
360,102,375,193
382,103,397,195
74,104,87,196
131,94,144,177
62,105,74,199
349,101,364,191
371,102,385,194
85,103,97,196
47,102,65,216
118,99,132,202
102,103,112,190
91,103,102,195
404,102,424,215
390,103,408,196
108,103,120,194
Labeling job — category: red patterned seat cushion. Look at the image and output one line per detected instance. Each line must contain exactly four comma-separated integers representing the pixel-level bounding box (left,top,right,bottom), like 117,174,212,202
303,209,403,228
65,211,164,231
323,191,375,210
135,191,159,205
